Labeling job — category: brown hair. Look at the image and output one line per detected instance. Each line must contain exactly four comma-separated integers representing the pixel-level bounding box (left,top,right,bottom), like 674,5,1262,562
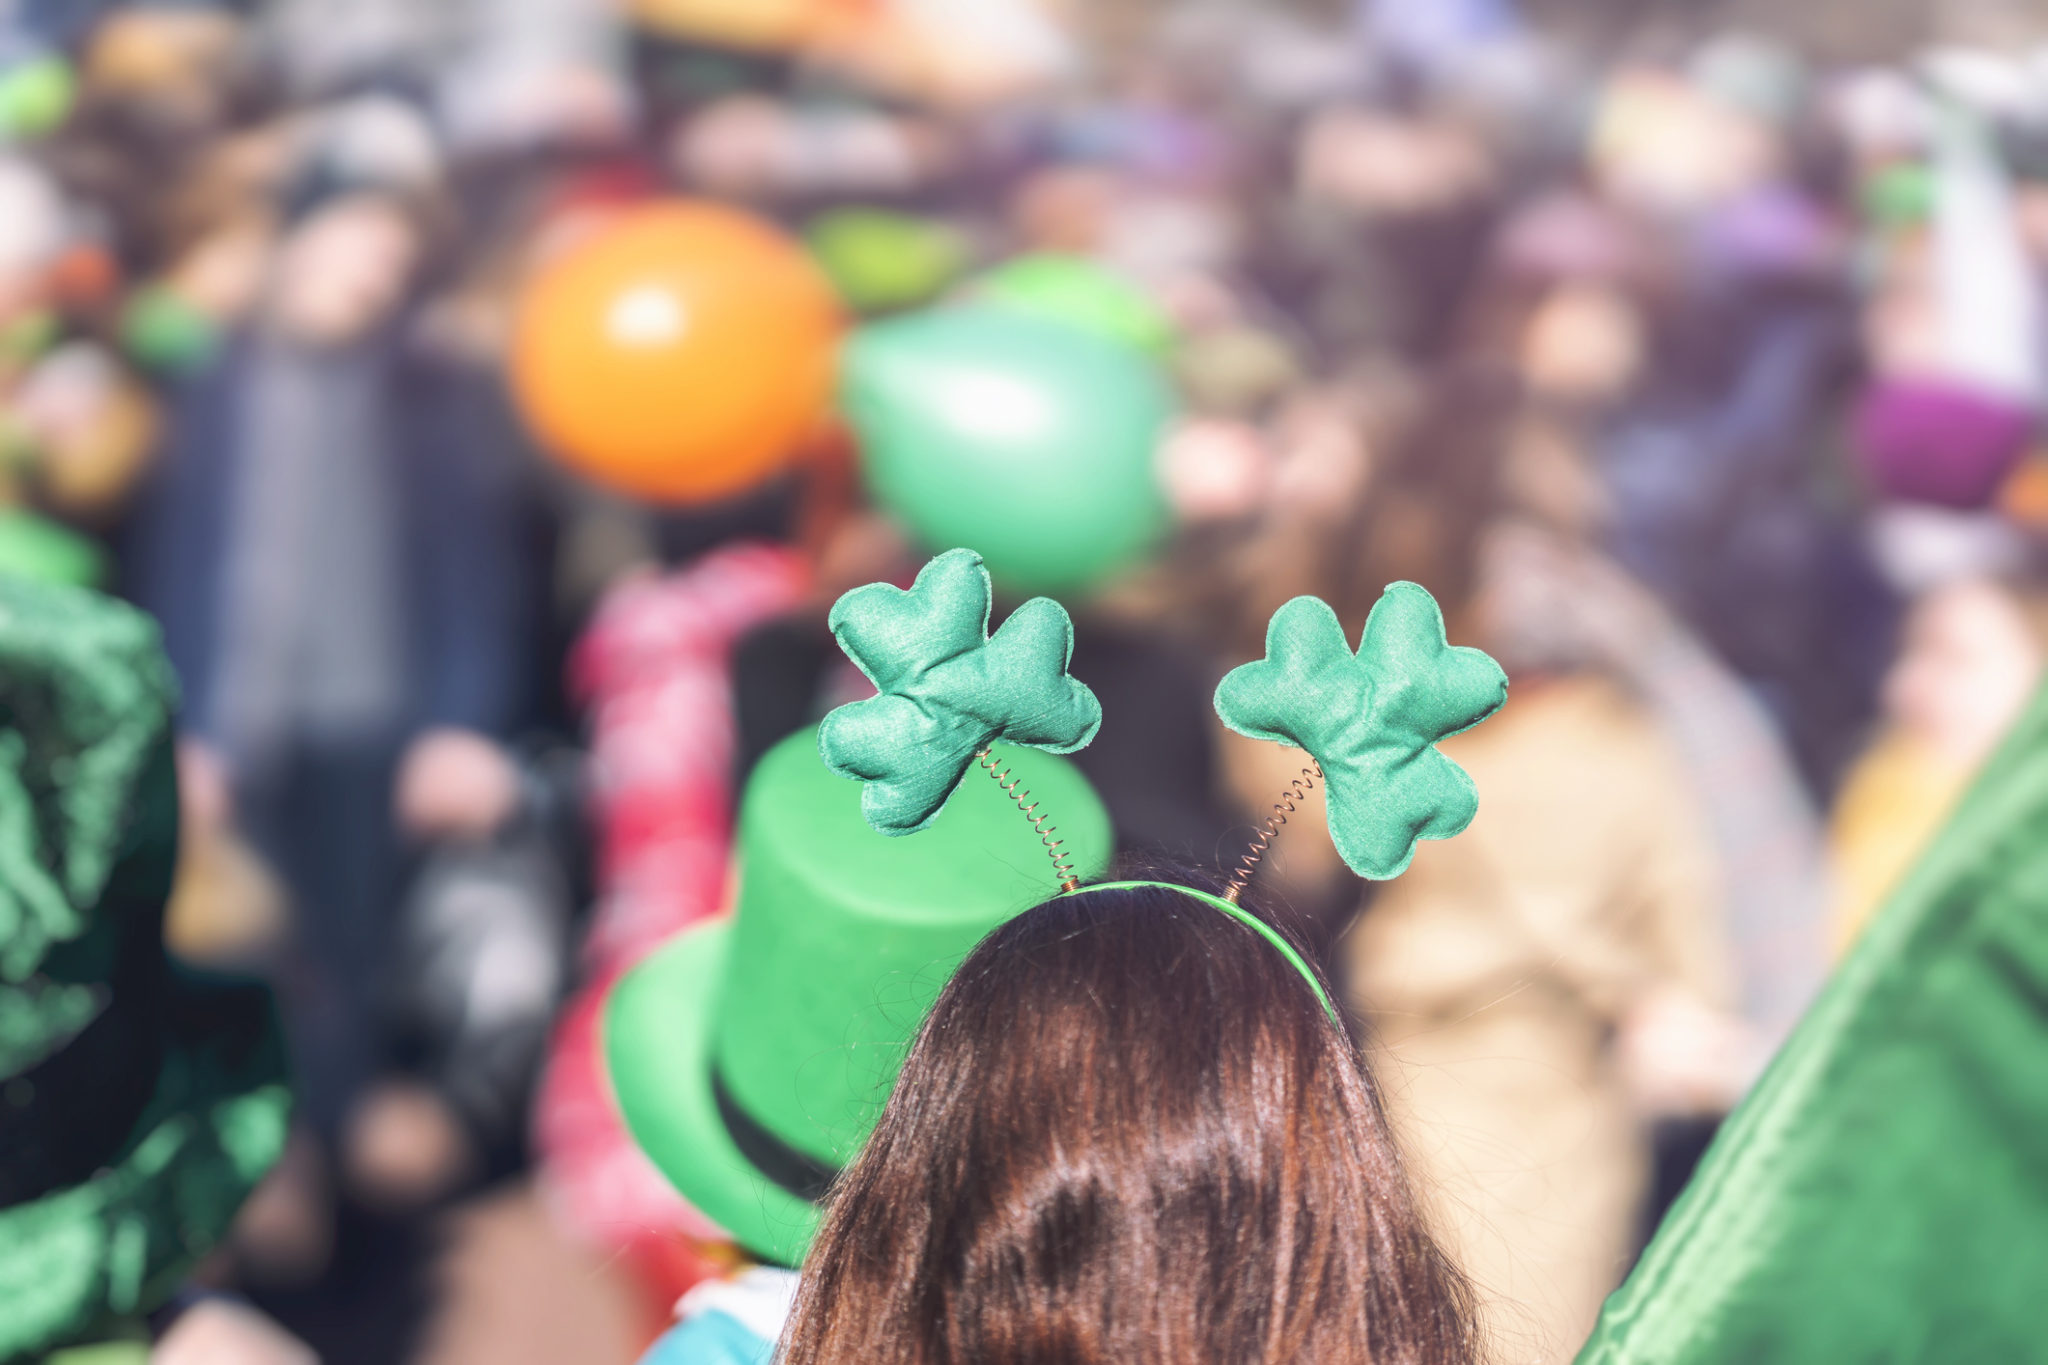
780,879,1478,1364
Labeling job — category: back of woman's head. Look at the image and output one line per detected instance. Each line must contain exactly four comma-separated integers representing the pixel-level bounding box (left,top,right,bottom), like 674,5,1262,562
781,880,1477,1365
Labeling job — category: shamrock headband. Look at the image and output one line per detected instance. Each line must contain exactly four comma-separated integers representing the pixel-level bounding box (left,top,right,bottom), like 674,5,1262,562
817,548,1507,1017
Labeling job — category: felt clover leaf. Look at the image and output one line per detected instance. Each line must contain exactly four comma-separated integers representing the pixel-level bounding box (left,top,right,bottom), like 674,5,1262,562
819,548,1101,836
1215,583,1507,880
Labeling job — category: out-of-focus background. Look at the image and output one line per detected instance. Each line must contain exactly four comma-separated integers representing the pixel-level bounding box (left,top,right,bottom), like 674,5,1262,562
9,0,2048,1359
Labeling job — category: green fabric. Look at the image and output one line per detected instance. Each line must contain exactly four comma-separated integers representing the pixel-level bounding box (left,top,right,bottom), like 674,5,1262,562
1,982,290,1363
842,307,1173,593
806,210,969,315
1214,585,1507,881
818,548,1101,836
1061,880,1339,1023
967,254,1176,357
0,578,172,1038
0,513,107,592
1577,679,2048,1364
609,727,1112,1265
0,580,288,1363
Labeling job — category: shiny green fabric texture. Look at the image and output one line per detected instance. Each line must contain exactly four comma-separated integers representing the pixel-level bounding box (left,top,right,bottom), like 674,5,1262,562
0,579,288,1363
1578,680,2048,1364
818,548,1102,835
0,978,289,1363
0,578,173,1068
1213,584,1507,880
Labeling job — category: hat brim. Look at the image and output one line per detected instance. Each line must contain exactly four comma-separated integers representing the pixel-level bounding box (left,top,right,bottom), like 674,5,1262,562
606,921,821,1267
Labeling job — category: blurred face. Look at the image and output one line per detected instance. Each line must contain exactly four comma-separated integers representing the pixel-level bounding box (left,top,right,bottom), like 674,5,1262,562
169,215,277,324
1010,166,1118,254
1268,391,1371,523
1157,417,1269,525
1884,579,2046,767
266,196,421,346
85,10,244,135
1591,70,1783,213
670,96,792,201
1519,282,1646,407
11,343,160,517
1296,108,1494,217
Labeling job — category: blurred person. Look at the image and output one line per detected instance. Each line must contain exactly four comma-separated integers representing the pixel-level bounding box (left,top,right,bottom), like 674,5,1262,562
0,155,164,550
534,447,899,1324
130,146,533,1237
345,203,593,1214
1593,208,1888,795
1343,613,1744,1360
1588,64,1790,220
1828,570,2048,953
1504,53,1894,797
1455,201,1838,1046
52,0,273,303
1258,97,1503,362
782,880,1478,1365
534,538,813,1326
1478,517,1830,1049
9,341,162,522
1851,103,2044,512
1459,207,1837,1043
1238,374,1752,1359
74,1,251,145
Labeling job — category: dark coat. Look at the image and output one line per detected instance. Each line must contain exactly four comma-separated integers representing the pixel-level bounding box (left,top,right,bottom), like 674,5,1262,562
127,334,536,748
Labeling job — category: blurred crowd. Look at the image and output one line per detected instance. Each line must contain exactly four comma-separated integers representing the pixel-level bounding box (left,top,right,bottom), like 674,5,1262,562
6,0,2048,1360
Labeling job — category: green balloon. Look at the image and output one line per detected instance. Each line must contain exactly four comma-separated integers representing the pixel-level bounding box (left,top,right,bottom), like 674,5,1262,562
845,307,1173,593
0,57,73,139
968,253,1175,357
806,209,970,316
0,509,105,588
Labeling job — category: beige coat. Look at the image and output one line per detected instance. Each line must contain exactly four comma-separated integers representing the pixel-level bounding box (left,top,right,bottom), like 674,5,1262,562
1341,676,1731,1363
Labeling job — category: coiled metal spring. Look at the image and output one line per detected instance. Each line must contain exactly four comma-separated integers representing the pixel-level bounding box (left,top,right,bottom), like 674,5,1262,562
977,747,1080,891
1222,762,1323,903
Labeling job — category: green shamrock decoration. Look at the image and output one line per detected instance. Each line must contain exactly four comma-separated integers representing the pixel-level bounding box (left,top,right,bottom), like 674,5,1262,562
819,548,1102,835
1215,583,1507,880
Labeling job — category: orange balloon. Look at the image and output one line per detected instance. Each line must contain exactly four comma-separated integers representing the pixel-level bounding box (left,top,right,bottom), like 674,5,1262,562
511,202,843,505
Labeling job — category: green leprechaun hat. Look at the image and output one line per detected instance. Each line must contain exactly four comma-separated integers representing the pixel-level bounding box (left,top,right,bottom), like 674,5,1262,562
0,579,289,1363
607,725,1112,1266
608,550,1115,1266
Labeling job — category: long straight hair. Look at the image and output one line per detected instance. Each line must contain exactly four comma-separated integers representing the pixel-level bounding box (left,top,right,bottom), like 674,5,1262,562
780,879,1478,1363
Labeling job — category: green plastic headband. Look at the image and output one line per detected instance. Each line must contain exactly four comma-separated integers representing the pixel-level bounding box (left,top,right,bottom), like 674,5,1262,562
1057,880,1341,1025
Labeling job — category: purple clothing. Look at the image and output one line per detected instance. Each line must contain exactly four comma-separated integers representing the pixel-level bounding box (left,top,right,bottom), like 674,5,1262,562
1852,377,2037,511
